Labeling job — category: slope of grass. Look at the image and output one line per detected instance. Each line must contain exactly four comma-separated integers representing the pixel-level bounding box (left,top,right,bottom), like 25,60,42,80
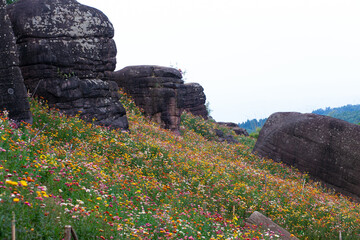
0,92,359,239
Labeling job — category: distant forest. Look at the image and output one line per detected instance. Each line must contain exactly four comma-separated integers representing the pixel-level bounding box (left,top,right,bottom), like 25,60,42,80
312,104,360,124
238,118,267,134
239,104,360,133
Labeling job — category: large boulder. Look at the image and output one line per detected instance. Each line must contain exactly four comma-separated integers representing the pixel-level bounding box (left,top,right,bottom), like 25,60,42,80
110,65,208,131
0,0,32,123
7,0,116,88
253,112,360,198
7,0,128,130
37,76,128,129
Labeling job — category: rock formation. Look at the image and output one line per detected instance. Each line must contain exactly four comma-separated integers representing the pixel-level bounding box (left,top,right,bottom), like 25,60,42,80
217,122,249,136
7,0,128,130
247,211,298,240
0,0,32,123
37,76,128,129
110,65,208,131
178,83,208,119
214,129,239,144
253,112,360,198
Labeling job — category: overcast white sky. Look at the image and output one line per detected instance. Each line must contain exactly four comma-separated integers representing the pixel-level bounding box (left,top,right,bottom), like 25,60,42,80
78,0,360,123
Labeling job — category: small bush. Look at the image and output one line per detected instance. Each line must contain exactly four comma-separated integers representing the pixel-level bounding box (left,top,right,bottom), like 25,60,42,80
249,127,261,139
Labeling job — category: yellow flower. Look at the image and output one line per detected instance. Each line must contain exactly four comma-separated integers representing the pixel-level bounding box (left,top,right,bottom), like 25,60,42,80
19,180,28,187
5,180,18,186
13,198,20,202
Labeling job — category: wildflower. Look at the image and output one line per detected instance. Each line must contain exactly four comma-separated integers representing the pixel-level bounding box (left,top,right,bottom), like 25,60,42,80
13,198,20,202
5,180,18,186
26,177,35,182
19,180,28,187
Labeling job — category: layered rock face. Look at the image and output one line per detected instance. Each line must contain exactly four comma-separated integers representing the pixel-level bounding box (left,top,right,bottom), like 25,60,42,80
178,83,208,119
7,0,128,130
253,112,360,198
110,65,208,131
0,0,32,123
37,77,128,129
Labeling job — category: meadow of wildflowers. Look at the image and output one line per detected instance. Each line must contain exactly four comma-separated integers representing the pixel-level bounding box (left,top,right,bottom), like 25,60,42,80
0,92,359,239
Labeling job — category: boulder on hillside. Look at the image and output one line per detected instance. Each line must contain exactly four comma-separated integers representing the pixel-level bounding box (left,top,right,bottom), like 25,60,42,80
110,65,208,131
37,76,128,129
7,0,128,130
247,211,298,240
0,0,32,123
217,122,249,136
214,129,239,144
253,112,360,199
7,0,116,88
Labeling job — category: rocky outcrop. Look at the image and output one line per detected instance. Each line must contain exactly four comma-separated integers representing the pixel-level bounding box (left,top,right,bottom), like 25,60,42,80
247,211,298,240
7,0,128,130
7,0,116,89
37,77,128,129
0,0,32,123
253,112,360,198
178,83,208,119
217,122,249,136
214,129,239,144
110,65,207,131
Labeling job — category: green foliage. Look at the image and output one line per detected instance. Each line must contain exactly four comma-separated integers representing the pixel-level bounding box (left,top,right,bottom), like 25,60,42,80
313,104,360,124
249,127,261,139
57,68,76,79
6,0,17,4
180,111,217,140
180,111,249,145
205,101,212,117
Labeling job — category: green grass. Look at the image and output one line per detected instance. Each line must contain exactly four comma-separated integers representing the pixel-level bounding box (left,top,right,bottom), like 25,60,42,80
0,91,359,239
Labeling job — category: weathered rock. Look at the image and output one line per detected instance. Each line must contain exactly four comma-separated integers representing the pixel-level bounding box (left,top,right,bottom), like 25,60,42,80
217,122,249,136
178,83,208,119
253,112,360,198
37,76,128,130
7,0,116,90
215,129,239,144
7,0,128,130
0,0,32,123
247,211,298,240
110,65,208,131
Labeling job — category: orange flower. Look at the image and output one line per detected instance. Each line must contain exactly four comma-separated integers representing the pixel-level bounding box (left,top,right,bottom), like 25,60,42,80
27,177,35,182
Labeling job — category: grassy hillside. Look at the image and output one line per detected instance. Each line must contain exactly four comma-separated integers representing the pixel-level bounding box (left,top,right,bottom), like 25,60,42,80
1,92,360,239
